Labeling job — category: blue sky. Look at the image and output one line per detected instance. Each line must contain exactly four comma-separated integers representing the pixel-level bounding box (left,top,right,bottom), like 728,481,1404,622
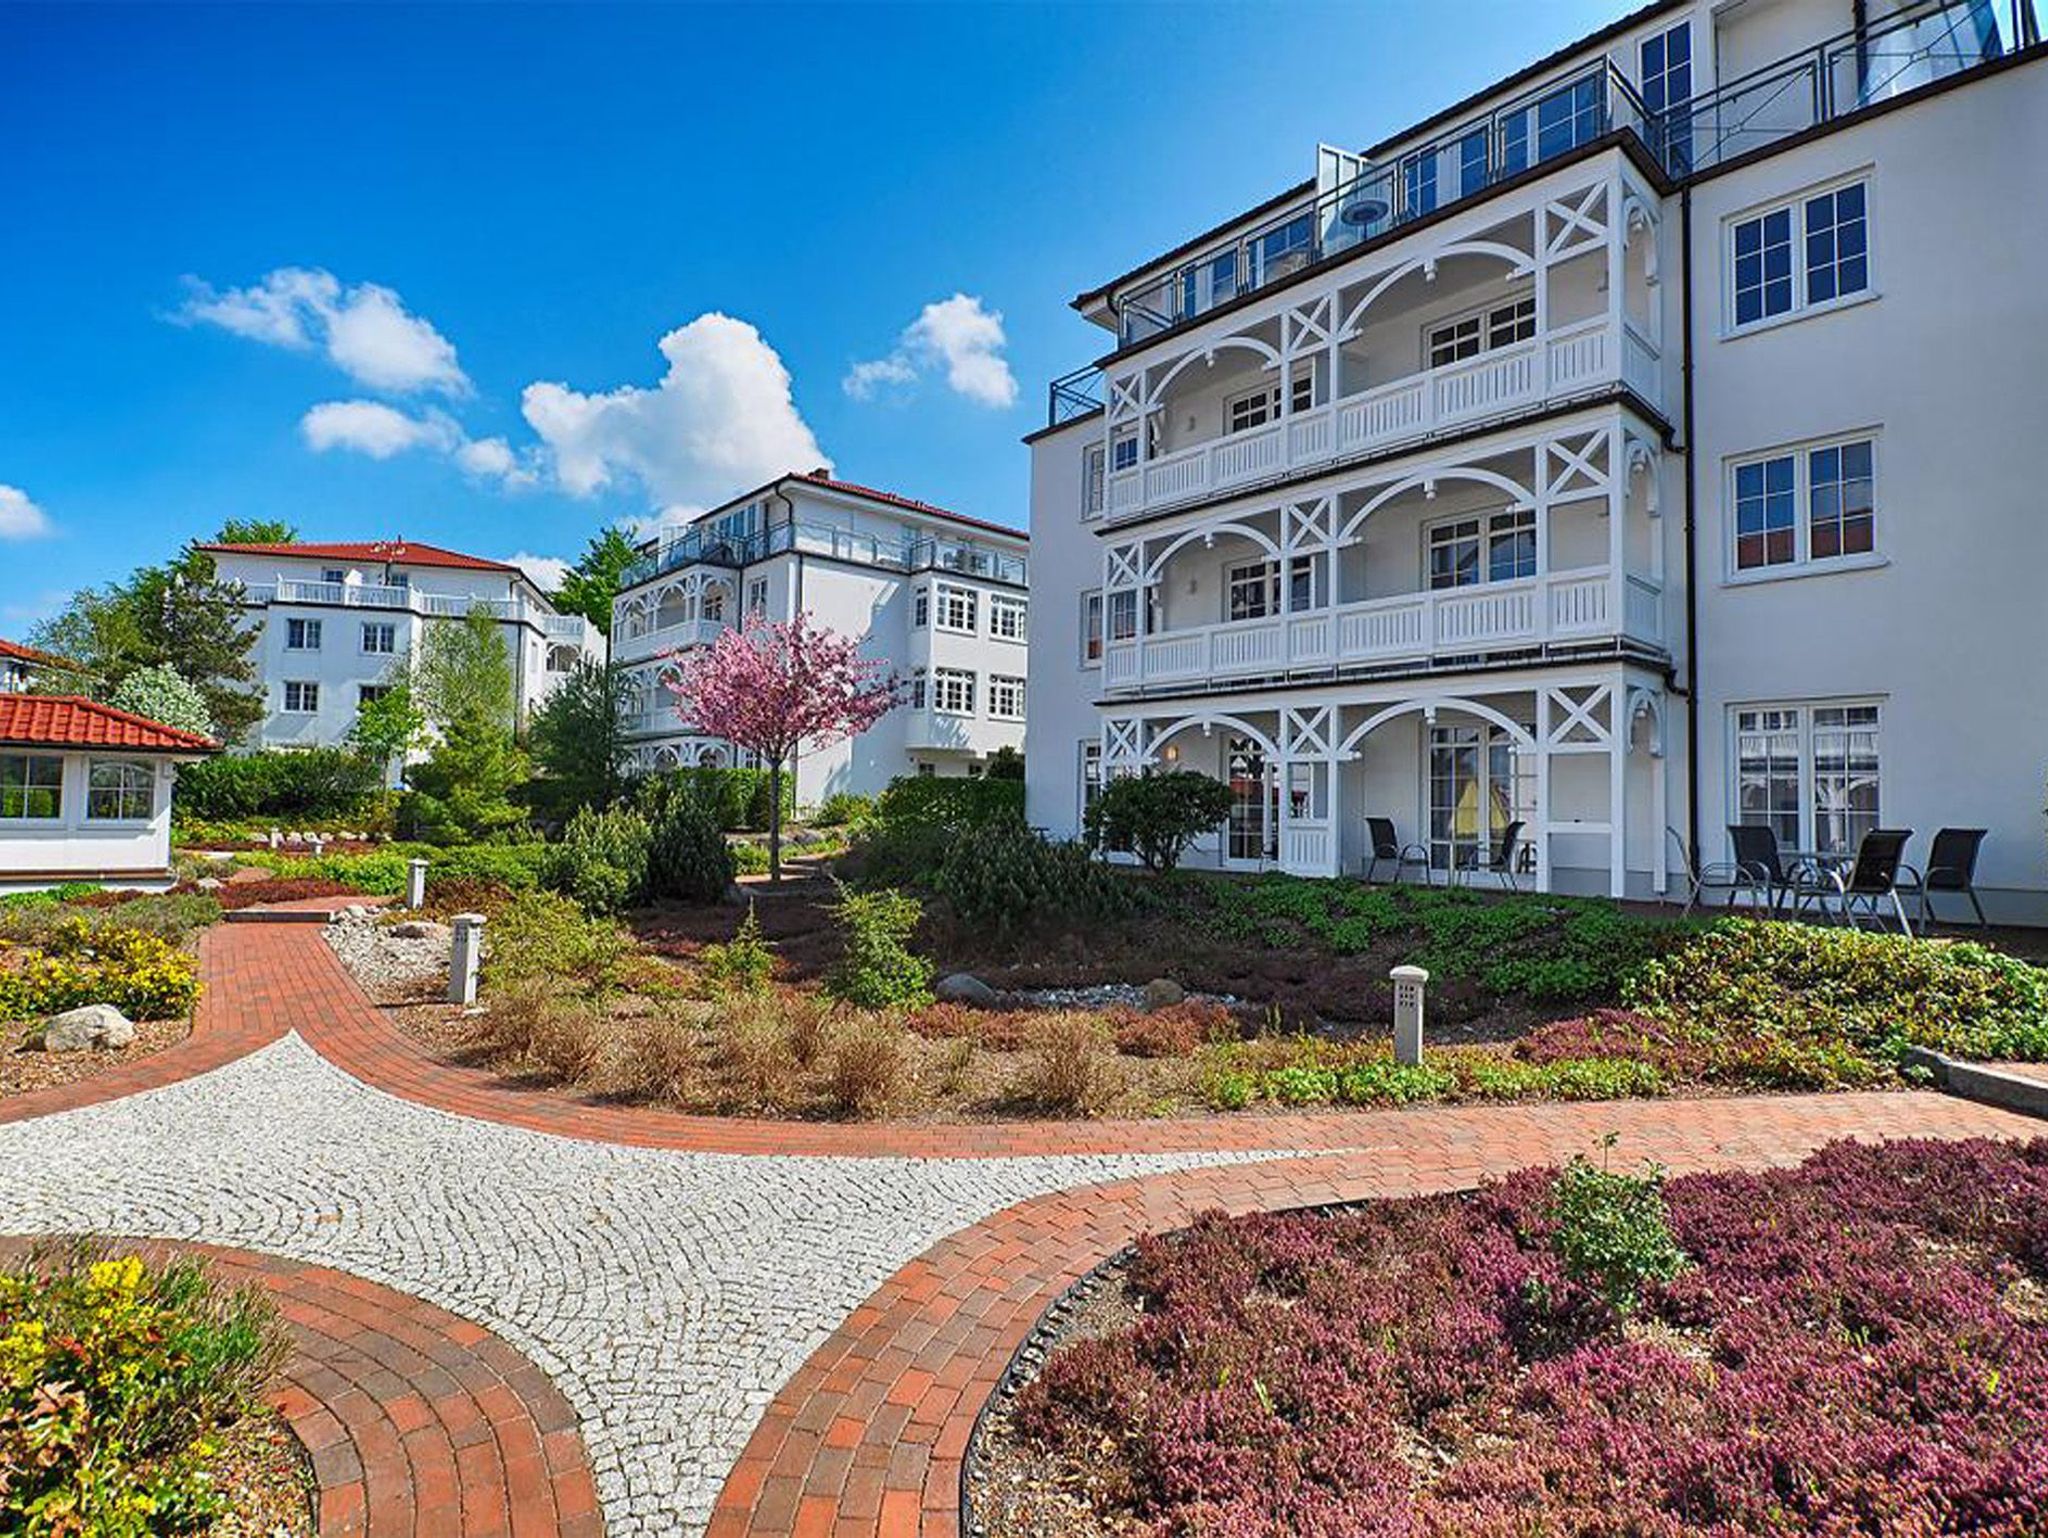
0,0,1616,625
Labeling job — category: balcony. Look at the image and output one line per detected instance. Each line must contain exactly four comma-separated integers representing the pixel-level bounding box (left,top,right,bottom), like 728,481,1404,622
252,578,597,639
621,519,1026,591
1103,566,1661,692
1106,315,1655,523
901,707,1025,756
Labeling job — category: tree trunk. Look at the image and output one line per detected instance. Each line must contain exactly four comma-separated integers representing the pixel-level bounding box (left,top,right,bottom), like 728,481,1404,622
768,758,784,884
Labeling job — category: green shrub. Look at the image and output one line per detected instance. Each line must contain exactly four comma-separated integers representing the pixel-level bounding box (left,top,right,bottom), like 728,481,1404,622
481,890,634,994
700,904,774,994
1546,1142,1687,1313
0,918,202,1023
1083,771,1235,872
173,747,383,821
0,1244,290,1538
826,886,934,1008
810,791,875,829
730,841,769,877
92,894,221,943
929,822,1129,940
872,774,1024,832
635,766,792,832
542,805,652,914
1626,919,2048,1067
243,842,547,897
638,777,736,903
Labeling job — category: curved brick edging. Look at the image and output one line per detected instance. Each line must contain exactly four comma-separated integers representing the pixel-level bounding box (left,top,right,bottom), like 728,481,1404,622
0,1237,603,1537
0,926,296,1126
703,1092,2041,1538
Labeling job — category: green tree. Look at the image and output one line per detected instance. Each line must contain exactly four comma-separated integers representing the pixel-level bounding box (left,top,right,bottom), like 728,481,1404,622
530,658,635,813
403,607,527,843
1083,770,1235,872
414,607,515,729
211,518,296,545
108,664,215,738
550,527,641,630
347,677,427,779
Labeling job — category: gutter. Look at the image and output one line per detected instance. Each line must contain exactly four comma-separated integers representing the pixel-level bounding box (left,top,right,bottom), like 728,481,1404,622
1680,184,1702,868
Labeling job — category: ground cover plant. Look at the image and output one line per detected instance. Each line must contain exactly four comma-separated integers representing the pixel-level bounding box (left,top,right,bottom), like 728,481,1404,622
998,1136,2048,1538
0,914,201,1023
0,1243,300,1537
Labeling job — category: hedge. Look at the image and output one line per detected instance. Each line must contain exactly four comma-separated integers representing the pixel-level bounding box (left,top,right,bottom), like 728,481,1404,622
174,748,384,821
635,767,793,832
872,775,1025,830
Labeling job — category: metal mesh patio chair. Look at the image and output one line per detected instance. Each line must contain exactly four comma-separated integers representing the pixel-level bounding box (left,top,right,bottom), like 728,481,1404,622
1823,828,1916,935
1365,817,1430,884
1455,819,1526,892
1667,826,1756,916
1726,823,1815,915
1898,826,1989,930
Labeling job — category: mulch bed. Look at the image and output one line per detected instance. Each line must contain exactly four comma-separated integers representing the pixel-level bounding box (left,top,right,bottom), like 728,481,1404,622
0,1016,190,1101
208,1406,317,1537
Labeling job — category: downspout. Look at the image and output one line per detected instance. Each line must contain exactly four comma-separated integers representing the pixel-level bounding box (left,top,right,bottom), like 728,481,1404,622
1680,184,1702,868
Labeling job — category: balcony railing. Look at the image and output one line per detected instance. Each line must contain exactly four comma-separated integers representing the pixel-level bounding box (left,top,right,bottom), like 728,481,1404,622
621,519,1026,590
1105,315,1651,521
1101,566,1661,690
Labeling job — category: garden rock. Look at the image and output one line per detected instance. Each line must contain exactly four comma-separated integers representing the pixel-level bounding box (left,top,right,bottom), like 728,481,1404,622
195,877,225,892
936,972,999,1005
390,920,450,942
1142,977,1186,1010
38,1004,137,1053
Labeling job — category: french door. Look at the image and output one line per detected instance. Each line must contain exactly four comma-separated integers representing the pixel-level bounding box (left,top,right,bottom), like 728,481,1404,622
1427,724,1534,873
1225,735,1276,865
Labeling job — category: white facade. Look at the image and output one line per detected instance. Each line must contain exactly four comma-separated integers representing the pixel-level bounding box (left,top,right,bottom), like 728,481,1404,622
610,473,1029,805
202,541,606,759
1028,0,2048,915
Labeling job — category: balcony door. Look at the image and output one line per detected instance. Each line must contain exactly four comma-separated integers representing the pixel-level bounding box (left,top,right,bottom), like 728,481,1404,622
1225,736,1277,866
1427,723,1534,873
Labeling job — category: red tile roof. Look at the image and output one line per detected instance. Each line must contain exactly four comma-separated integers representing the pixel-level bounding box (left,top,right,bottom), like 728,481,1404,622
793,472,1028,541
0,639,83,671
0,695,219,754
195,539,522,575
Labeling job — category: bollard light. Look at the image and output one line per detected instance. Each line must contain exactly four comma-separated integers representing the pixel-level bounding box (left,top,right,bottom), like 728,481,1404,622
1391,964,1429,1066
449,913,486,1005
405,858,429,911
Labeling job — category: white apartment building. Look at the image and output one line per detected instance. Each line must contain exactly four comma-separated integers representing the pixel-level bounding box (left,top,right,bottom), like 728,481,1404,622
200,539,606,757
1027,0,2048,918
611,471,1029,802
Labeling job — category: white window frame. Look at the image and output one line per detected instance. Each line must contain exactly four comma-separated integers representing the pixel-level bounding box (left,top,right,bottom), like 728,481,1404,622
282,680,320,714
932,667,976,716
990,593,1027,642
1726,430,1882,582
1081,591,1105,665
988,674,1026,721
1082,443,1106,519
1425,293,1536,369
285,617,322,651
1226,560,1276,622
360,621,396,656
1079,740,1102,825
0,752,64,821
85,758,155,823
745,577,770,617
1106,589,1139,643
1222,366,1315,436
1725,172,1874,336
910,667,927,710
913,587,929,628
935,584,978,635
1729,700,1883,859
358,683,393,708
1425,506,1537,590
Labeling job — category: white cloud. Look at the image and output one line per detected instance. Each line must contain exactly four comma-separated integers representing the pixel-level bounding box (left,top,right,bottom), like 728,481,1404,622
844,293,1017,409
504,552,572,592
301,401,537,489
175,267,469,396
0,484,53,540
522,313,829,507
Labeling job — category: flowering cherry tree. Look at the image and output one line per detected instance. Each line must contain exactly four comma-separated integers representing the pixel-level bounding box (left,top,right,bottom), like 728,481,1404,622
666,614,900,881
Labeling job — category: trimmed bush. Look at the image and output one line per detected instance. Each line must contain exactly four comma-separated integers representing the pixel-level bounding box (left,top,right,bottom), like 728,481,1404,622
0,1244,290,1538
872,774,1024,831
173,747,384,821
825,886,934,1008
809,791,875,828
1083,771,1234,872
244,842,548,897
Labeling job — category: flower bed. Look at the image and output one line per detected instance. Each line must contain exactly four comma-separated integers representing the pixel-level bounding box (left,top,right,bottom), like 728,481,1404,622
989,1137,2048,1537
0,915,201,1023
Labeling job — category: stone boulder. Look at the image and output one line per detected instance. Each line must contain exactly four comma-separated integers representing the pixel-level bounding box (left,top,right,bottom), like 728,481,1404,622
390,920,450,942
935,972,999,1006
39,1003,137,1053
1141,977,1186,1011
195,876,225,893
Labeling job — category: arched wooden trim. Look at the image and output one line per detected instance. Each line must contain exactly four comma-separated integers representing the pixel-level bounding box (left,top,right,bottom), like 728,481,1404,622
1338,697,1536,757
1143,522,1283,583
1144,334,1284,407
1337,466,1535,544
1337,242,1535,339
1146,712,1281,763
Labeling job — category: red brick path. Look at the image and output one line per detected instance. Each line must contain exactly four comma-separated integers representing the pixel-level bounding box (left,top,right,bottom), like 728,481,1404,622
0,1237,602,1537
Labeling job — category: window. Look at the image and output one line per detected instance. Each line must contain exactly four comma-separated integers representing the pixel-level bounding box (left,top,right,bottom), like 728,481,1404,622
321,567,346,584
1535,74,1603,161
1082,591,1105,664
285,618,322,651
932,668,976,715
1731,181,1869,328
1402,150,1437,216
745,578,769,616
86,760,153,821
1079,741,1102,823
1111,430,1139,472
1107,589,1139,642
1457,128,1490,198
1640,21,1693,172
989,674,1026,720
358,684,391,707
910,668,927,709
1427,295,1535,367
1428,508,1536,588
1180,250,1238,319
1428,723,1535,872
701,586,725,622
913,588,929,628
1224,368,1315,435
283,681,319,713
990,594,1027,641
1732,436,1877,573
360,621,396,655
1735,702,1881,857
915,762,937,778
0,754,62,819
1254,214,1312,281
1227,561,1275,622
1082,444,1105,517
936,585,978,633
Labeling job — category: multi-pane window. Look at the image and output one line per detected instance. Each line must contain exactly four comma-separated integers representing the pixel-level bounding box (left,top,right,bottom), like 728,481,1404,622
1227,561,1274,622
1534,75,1603,161
1402,150,1437,217
358,684,391,707
1082,444,1106,517
1111,431,1139,472
1428,724,1535,872
285,618,322,650
1733,437,1877,572
936,585,978,634
1457,129,1489,198
1428,508,1536,589
360,621,396,655
909,668,927,709
1079,741,1102,823
745,578,769,616
0,754,63,819
701,586,725,622
1255,214,1313,280
990,594,1027,641
1223,369,1314,434
1732,181,1869,328
1107,590,1139,643
932,668,976,715
913,588,929,628
1640,22,1693,171
1082,592,1105,663
989,674,1026,721
1427,296,1535,367
1735,702,1881,857
283,681,319,713
86,760,153,822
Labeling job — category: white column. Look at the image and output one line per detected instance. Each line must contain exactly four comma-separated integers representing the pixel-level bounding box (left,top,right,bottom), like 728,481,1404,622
1609,692,1628,899
1328,749,1348,878
1652,729,1670,896
1608,423,1627,632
